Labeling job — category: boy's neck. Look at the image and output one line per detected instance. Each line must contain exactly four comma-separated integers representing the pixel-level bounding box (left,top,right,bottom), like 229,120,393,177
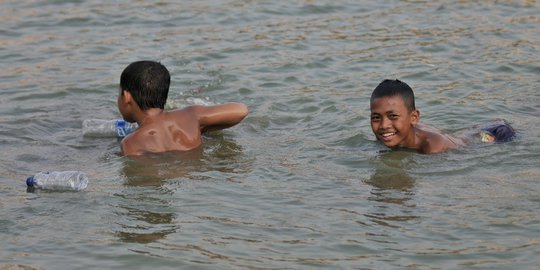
136,108,164,126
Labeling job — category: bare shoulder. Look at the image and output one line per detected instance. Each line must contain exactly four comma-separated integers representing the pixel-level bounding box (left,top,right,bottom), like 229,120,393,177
162,107,203,128
120,131,146,156
416,125,460,154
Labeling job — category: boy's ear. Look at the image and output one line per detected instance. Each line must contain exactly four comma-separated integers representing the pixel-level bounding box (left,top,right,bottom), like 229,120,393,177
411,109,420,125
121,90,133,104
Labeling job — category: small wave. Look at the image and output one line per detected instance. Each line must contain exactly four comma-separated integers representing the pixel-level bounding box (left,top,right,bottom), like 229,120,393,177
165,97,215,109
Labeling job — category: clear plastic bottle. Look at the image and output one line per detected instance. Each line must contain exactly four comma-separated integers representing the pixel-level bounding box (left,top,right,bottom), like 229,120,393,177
82,119,138,138
26,171,89,191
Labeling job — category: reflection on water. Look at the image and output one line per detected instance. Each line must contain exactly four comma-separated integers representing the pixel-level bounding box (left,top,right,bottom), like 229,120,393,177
365,151,416,191
114,135,251,244
113,150,202,244
364,151,418,228
114,207,177,244
122,147,204,185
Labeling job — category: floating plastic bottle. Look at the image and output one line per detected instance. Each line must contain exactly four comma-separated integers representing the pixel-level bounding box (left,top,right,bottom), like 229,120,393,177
82,119,138,138
26,171,89,191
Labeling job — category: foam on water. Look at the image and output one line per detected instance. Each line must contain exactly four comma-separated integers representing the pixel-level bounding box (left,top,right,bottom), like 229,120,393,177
165,96,215,110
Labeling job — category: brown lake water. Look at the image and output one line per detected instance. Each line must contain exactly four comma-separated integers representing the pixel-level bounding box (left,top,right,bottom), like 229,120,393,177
1,0,539,269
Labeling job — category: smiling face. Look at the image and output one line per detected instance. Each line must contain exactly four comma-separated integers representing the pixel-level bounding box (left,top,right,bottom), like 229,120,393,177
370,95,419,149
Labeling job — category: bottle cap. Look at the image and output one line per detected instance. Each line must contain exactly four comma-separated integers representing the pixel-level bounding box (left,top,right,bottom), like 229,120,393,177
26,176,35,187
116,119,127,137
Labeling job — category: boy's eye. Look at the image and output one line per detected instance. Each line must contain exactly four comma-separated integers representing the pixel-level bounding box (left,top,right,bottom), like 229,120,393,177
389,114,399,120
371,115,381,121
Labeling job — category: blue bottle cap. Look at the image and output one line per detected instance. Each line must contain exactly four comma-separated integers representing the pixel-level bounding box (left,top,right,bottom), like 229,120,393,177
116,119,127,138
26,176,35,187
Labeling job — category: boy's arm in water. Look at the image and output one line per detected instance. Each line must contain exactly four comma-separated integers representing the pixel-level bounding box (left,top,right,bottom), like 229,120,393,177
192,103,249,133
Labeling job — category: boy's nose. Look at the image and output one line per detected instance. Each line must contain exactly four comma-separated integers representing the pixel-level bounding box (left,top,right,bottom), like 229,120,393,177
381,117,391,129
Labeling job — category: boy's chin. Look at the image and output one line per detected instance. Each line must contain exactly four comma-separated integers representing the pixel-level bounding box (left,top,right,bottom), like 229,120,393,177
380,140,402,149
383,143,399,149
376,136,403,148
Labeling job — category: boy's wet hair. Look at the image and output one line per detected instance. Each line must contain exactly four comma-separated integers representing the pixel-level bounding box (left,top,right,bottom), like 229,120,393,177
371,79,416,112
120,61,170,110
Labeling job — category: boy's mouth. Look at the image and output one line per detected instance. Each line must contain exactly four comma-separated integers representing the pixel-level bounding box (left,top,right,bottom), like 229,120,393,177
379,132,397,142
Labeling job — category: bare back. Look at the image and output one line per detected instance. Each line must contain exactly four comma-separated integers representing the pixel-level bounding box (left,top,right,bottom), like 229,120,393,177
121,109,201,155
120,103,248,156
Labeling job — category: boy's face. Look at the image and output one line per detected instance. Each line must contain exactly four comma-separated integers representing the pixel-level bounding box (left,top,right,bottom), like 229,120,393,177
370,95,419,149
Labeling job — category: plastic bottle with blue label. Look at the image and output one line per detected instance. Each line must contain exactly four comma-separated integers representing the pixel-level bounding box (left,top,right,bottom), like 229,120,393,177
26,171,89,191
82,119,138,138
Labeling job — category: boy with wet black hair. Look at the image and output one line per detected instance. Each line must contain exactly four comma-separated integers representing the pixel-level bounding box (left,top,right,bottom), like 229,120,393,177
369,79,462,154
117,60,248,156
369,79,516,154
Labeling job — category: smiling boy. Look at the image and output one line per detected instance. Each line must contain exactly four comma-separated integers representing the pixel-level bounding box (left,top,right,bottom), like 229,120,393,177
369,79,462,154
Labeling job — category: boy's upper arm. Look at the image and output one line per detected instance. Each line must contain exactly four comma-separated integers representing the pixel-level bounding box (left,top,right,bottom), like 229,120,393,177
120,134,144,156
120,138,134,156
193,103,248,132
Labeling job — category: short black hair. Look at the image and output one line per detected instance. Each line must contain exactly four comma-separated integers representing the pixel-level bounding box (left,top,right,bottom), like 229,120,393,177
120,61,170,110
370,79,416,112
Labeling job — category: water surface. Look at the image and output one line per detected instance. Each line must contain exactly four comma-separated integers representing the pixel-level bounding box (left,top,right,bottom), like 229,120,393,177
1,0,539,269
